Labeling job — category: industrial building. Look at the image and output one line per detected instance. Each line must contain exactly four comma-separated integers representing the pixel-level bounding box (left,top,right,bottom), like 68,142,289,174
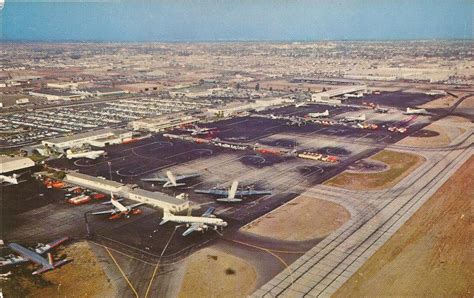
208,97,292,117
42,128,133,152
29,89,84,101
130,113,198,132
311,85,367,104
65,172,189,212
0,156,35,174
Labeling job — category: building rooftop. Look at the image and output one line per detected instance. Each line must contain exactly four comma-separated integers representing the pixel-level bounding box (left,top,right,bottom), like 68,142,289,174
43,128,114,145
66,171,124,188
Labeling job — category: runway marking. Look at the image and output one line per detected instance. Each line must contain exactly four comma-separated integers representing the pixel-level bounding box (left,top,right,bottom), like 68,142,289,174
105,247,139,298
145,226,179,298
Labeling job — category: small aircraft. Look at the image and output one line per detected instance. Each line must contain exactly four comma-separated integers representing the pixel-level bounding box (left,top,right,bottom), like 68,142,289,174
0,237,70,275
182,124,217,136
307,110,329,118
92,195,146,219
141,170,200,188
286,117,307,127
0,174,19,185
160,207,227,236
66,149,105,160
195,181,272,202
404,107,430,115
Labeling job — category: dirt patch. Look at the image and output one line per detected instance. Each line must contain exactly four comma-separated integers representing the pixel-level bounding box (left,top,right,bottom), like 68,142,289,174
325,150,424,190
0,241,115,297
335,156,474,297
179,247,257,298
241,196,350,241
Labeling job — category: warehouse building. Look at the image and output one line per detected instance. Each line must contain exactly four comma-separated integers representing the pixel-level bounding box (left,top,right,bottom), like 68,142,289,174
130,113,197,132
0,156,35,174
311,85,367,104
42,128,132,152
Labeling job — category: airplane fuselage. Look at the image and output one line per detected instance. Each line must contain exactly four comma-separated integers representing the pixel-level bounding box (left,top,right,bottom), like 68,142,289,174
8,243,52,270
165,215,226,226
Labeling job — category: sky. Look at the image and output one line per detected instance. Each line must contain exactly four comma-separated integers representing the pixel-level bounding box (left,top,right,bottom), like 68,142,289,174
0,0,472,41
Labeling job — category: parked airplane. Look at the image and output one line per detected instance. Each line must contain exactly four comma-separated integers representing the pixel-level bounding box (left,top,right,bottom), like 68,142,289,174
342,114,366,122
66,149,105,160
0,174,19,185
404,107,429,115
0,237,70,275
160,207,227,236
183,124,217,136
195,181,272,202
92,195,145,219
307,110,329,118
141,170,200,187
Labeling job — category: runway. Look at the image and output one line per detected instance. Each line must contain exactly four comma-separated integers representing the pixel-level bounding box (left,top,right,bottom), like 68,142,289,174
252,132,473,297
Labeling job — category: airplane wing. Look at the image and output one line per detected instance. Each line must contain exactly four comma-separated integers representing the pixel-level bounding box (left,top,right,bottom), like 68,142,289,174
140,177,168,182
35,237,69,255
91,209,116,215
194,189,229,196
0,255,28,266
201,207,215,217
128,202,146,209
234,190,272,196
175,173,200,181
182,223,202,236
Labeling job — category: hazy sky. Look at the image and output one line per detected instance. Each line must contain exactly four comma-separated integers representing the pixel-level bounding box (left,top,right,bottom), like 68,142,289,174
1,0,472,41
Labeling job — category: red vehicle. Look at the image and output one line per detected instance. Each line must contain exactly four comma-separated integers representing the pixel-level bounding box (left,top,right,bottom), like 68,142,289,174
91,193,106,200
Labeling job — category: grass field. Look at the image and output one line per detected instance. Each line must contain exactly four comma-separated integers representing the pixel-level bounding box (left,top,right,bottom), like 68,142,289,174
242,196,350,241
325,150,424,190
334,156,473,297
178,247,257,298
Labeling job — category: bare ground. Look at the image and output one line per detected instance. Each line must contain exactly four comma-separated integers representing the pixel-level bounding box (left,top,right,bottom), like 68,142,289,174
241,196,350,241
1,241,115,297
178,247,257,298
335,156,474,297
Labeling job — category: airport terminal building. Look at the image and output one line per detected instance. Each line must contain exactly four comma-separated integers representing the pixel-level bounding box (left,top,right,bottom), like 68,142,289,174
65,172,190,212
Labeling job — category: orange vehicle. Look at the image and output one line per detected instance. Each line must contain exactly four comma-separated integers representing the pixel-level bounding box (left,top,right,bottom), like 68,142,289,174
109,209,142,220
51,181,64,189
91,193,106,200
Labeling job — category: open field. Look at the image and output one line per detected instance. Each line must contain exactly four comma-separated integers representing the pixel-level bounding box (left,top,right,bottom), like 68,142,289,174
241,196,350,241
325,150,424,190
178,247,257,298
0,241,115,297
335,156,474,297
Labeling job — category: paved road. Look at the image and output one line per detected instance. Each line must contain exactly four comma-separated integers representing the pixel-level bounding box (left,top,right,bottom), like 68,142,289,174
251,132,473,297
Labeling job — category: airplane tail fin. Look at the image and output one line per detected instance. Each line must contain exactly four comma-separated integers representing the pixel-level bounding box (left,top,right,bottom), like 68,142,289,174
160,209,171,225
47,253,54,265
228,181,239,199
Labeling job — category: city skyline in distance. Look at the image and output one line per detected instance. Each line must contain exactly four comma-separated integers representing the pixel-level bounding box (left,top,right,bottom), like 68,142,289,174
1,0,472,42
